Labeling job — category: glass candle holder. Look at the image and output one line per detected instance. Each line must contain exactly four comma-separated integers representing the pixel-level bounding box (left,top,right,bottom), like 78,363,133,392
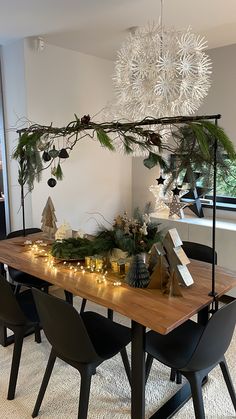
95,257,103,271
85,256,91,268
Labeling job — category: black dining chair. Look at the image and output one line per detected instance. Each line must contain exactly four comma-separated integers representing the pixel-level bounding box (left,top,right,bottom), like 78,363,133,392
0,274,41,400
7,228,51,294
31,289,131,419
169,240,218,384
6,228,109,319
7,228,74,303
145,300,236,419
182,241,217,265
146,241,218,385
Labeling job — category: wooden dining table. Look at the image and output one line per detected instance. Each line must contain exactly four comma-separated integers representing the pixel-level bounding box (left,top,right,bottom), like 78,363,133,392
0,234,236,418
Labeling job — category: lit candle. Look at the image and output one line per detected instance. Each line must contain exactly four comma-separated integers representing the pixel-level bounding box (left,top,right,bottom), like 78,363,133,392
113,281,121,287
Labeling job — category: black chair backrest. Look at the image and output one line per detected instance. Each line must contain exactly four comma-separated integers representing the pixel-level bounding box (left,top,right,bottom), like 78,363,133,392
182,241,217,265
185,300,236,371
7,228,42,239
32,289,98,364
0,275,27,326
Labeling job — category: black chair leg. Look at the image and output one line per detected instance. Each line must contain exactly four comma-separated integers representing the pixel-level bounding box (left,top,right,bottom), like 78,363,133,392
64,290,73,305
187,372,205,419
176,370,182,384
169,368,182,384
7,329,24,400
78,370,92,419
80,298,87,313
43,285,49,294
14,283,21,296
220,358,236,411
170,368,176,382
0,324,8,347
107,308,113,320
120,347,131,386
34,324,41,344
145,354,154,384
32,350,56,418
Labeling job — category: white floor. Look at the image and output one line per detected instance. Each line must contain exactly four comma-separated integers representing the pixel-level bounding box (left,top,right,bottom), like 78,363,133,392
0,294,235,418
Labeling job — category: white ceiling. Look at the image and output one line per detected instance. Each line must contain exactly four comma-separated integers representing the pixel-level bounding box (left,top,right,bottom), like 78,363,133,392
1,0,236,60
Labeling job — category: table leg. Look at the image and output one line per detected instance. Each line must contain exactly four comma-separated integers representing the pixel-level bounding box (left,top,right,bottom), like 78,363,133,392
131,321,146,419
0,324,8,346
197,305,209,326
149,376,208,418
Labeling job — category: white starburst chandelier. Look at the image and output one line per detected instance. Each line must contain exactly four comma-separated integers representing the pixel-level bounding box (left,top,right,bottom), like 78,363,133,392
112,2,212,122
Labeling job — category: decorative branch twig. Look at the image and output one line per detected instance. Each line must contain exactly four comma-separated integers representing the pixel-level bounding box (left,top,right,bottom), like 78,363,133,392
12,113,236,192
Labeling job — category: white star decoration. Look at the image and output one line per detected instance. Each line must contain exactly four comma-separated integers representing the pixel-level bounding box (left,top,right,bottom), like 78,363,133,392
166,195,190,219
149,174,174,212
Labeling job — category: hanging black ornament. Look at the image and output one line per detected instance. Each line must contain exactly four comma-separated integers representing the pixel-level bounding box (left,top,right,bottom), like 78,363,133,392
172,186,182,196
156,175,165,185
42,151,51,162
58,148,69,159
47,178,57,188
49,145,59,158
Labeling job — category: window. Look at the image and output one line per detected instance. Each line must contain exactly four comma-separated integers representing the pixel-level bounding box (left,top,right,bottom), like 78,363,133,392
169,154,236,211
204,158,236,209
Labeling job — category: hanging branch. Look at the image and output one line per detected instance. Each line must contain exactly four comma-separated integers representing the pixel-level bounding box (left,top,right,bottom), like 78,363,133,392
12,113,236,192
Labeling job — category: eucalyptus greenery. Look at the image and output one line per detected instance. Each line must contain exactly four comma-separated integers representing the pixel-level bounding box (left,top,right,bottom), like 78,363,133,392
13,114,236,191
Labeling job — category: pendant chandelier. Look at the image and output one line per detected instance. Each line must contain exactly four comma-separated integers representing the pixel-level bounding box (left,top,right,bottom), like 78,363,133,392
112,1,212,122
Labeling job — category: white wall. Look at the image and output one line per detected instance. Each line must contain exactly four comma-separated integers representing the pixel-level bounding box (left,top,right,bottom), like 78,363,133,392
199,43,236,146
132,157,159,212
1,40,132,233
1,40,33,231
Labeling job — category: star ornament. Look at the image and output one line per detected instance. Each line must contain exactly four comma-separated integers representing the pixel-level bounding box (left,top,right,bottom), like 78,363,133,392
166,196,190,219
156,175,165,185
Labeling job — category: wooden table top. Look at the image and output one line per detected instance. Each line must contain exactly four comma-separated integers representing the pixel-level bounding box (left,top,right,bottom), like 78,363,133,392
0,234,236,334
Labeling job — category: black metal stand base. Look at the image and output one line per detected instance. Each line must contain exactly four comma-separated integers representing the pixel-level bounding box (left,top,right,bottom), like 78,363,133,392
149,376,208,419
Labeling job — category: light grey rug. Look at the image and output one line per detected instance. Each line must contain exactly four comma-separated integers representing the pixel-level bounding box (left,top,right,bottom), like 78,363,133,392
0,292,235,418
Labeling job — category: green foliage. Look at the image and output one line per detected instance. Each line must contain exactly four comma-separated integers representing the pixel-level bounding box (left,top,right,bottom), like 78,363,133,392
216,159,236,196
166,121,236,189
55,163,63,180
13,132,43,190
12,116,236,193
96,129,115,151
51,237,94,260
91,224,161,256
143,152,169,170
90,230,117,255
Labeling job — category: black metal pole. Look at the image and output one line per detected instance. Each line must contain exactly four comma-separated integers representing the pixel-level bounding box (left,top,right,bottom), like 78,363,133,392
19,133,26,236
208,118,218,309
21,182,26,236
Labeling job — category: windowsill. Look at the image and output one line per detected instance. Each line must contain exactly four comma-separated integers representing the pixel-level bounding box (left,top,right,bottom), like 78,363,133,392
202,202,236,211
180,198,236,212
150,211,236,232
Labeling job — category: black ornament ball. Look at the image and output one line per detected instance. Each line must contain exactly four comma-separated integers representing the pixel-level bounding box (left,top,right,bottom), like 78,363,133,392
47,178,57,188
42,151,51,162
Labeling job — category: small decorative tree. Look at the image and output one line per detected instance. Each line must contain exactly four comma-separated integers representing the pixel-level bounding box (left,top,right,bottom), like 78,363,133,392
41,197,57,239
126,254,150,288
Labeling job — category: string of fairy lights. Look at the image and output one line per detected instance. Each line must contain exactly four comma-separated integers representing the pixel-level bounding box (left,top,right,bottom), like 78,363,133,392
27,240,122,287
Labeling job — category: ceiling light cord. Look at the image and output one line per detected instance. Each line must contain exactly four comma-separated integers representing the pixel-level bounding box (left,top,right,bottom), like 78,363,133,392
160,0,163,58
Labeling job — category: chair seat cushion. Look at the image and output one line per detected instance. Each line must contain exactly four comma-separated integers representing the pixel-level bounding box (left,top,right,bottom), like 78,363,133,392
9,267,50,289
146,319,204,370
16,289,40,324
81,311,131,359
